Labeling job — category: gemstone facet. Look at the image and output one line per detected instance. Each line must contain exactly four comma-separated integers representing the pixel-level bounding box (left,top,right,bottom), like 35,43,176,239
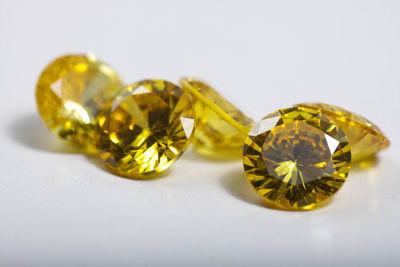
296,103,390,162
243,107,351,210
180,78,254,158
36,54,123,153
96,80,194,178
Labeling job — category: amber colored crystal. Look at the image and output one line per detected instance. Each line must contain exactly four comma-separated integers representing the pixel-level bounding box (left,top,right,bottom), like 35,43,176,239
296,103,390,162
180,78,254,158
243,107,351,210
36,54,123,153
96,80,195,178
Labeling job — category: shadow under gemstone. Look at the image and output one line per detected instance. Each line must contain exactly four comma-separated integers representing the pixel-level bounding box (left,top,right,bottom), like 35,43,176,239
219,167,267,209
8,112,176,181
8,113,79,154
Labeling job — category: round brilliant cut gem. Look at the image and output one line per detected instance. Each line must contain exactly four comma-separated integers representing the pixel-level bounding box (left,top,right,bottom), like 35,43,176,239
96,80,195,178
242,107,352,210
36,54,123,153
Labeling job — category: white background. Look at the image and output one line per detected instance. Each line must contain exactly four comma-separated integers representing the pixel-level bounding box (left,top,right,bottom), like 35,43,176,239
1,0,400,266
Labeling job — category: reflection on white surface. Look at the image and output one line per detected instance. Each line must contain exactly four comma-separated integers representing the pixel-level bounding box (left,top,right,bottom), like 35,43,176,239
367,167,379,213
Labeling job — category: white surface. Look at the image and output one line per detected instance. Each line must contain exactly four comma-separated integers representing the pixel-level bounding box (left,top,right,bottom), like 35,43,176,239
1,0,400,266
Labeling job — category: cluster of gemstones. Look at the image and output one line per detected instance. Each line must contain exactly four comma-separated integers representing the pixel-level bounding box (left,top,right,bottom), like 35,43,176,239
36,54,197,178
36,54,390,210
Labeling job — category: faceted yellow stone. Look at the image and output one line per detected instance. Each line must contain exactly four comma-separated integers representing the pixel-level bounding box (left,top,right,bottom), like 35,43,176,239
243,107,352,210
296,103,390,162
96,80,195,178
180,78,254,158
36,54,123,153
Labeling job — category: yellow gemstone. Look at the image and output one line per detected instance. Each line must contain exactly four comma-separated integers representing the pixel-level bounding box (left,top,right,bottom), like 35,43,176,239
243,107,352,210
180,78,254,158
36,54,123,153
296,103,390,162
96,80,195,178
